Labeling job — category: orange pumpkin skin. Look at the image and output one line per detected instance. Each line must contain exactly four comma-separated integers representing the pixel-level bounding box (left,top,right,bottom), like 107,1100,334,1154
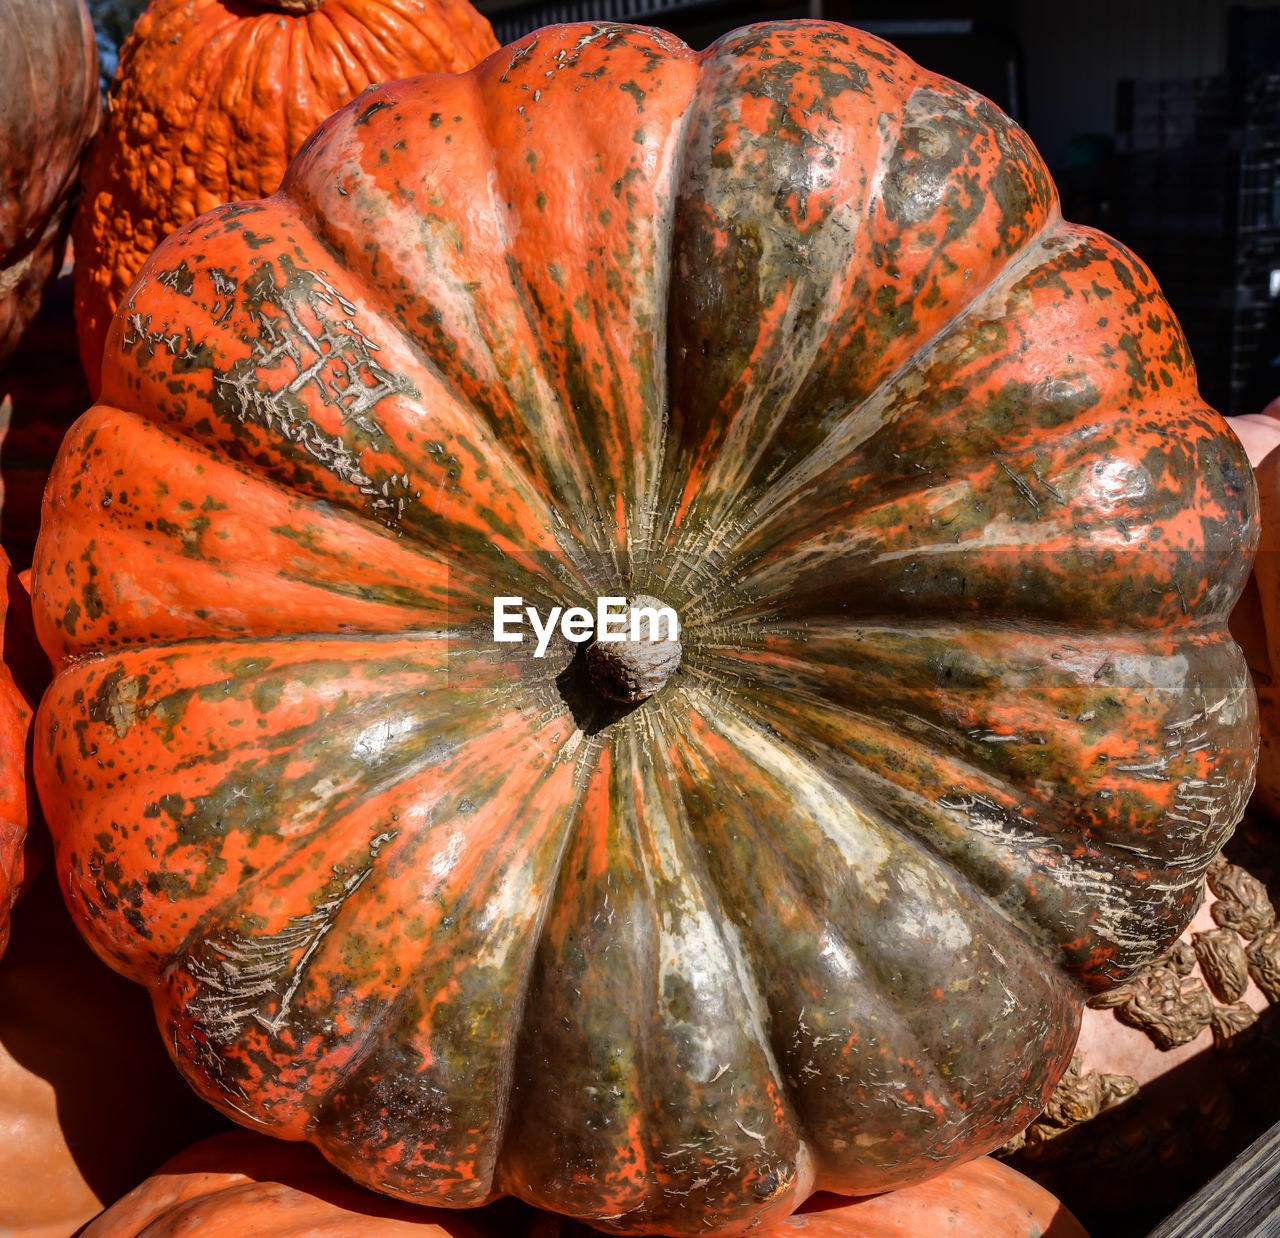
71,0,498,395
730,1160,1089,1238
34,20,1256,1237
0,553,35,959
85,1144,1086,1238
82,1132,512,1238
0,0,99,365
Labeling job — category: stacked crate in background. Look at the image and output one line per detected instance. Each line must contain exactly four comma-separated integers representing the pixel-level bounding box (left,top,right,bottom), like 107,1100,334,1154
1114,71,1280,417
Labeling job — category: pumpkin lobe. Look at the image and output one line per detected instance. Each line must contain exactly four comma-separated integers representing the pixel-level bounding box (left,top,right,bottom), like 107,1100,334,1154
586,594,683,703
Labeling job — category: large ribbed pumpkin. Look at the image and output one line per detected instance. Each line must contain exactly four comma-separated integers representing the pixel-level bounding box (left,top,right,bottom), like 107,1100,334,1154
71,0,498,394
0,0,99,365
33,21,1257,1238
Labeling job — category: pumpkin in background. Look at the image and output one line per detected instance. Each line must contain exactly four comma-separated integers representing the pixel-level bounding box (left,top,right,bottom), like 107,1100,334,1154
1228,407,1280,819
34,20,1256,1236
85,1141,1087,1238
725,1159,1089,1238
0,551,36,960
0,261,91,572
71,0,498,395
0,0,99,366
0,873,228,1238
82,1131,536,1238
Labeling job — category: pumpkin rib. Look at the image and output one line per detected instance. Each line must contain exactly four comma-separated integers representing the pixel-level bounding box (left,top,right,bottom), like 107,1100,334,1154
679,210,1063,579
652,34,1058,561
691,221,1227,634
683,679,1081,977
98,211,586,587
499,709,817,1228
305,756,591,1206
279,36,701,571
666,697,1043,1160
717,637,1250,987
727,622,1249,859
52,637,574,979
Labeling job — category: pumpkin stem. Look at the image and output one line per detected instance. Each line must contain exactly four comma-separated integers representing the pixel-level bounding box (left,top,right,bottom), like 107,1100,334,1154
246,0,326,13
586,595,682,703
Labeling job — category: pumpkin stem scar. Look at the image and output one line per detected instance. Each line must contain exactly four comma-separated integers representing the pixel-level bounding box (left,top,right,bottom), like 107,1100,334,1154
586,594,683,703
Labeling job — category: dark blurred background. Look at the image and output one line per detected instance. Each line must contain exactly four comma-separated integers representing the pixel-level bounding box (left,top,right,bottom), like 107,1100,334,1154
473,0,1280,421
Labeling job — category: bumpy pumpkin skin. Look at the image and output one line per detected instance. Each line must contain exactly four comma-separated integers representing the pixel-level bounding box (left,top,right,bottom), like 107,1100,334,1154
0,0,99,366
71,0,498,396
34,21,1256,1237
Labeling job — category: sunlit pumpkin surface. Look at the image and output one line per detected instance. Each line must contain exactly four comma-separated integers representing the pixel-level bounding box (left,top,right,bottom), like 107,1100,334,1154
32,21,1256,1237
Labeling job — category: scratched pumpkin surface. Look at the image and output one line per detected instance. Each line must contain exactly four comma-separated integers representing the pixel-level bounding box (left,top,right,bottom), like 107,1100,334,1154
32,20,1257,1237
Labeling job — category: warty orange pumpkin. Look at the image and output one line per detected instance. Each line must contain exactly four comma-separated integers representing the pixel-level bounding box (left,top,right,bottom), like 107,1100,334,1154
71,0,499,395
33,19,1257,1237
0,0,99,365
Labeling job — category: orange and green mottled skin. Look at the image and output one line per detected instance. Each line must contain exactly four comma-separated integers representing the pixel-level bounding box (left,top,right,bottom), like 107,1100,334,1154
72,0,498,395
33,21,1257,1238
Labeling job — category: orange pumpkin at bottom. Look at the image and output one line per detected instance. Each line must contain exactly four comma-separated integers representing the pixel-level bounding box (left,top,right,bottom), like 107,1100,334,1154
82,1131,539,1238
763,1160,1090,1237
88,1135,1088,1238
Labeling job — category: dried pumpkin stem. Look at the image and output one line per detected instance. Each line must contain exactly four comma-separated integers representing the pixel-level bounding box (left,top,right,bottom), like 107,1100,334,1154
586,594,683,703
